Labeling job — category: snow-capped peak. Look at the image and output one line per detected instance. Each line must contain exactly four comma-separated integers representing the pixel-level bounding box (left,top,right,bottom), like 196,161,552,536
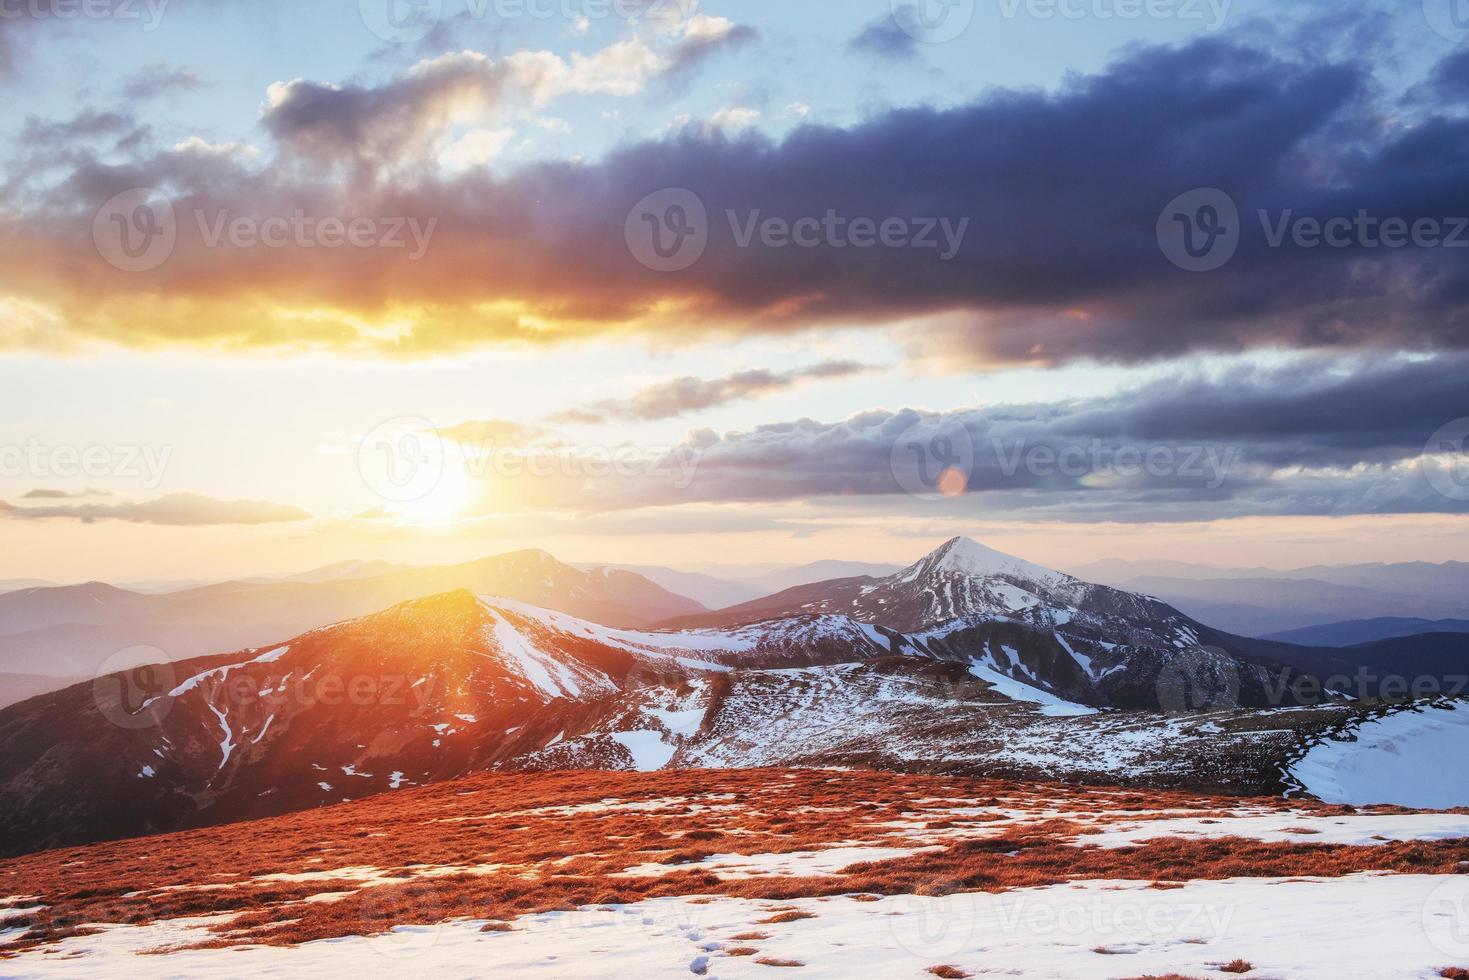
909,536,1067,584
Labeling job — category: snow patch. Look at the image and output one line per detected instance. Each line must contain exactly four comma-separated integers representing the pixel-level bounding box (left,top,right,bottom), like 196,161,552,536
1290,703,1469,808
610,730,676,771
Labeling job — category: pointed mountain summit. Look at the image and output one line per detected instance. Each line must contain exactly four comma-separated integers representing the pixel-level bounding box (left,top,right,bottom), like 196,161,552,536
899,536,1070,586
669,536,1089,632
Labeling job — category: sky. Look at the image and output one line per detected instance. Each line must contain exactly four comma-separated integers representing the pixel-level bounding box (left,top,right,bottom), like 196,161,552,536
1,0,1468,583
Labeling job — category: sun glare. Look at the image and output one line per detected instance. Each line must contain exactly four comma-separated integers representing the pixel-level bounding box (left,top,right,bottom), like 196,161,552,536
399,462,470,525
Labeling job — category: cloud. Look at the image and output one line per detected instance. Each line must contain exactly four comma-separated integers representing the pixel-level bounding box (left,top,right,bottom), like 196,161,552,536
20,488,113,499
19,109,137,144
849,11,920,60
9,27,1469,361
552,360,873,423
438,418,550,446
119,63,207,101
1429,49,1469,100
262,51,513,172
664,14,758,88
445,354,1469,523
0,492,313,525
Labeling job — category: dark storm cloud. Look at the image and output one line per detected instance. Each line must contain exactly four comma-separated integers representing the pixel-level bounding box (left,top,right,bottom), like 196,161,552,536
10,26,1469,361
477,354,1469,521
1427,49,1469,98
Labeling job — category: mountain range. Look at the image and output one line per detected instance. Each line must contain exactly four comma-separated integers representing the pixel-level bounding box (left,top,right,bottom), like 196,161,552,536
0,551,702,690
6,535,1449,856
1264,617,1469,646
1075,559,1469,637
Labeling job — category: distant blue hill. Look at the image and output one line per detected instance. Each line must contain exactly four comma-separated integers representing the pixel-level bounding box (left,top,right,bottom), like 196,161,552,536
1265,617,1469,647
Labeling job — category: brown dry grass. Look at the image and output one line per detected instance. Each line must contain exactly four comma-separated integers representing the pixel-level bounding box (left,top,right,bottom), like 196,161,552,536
0,767,1459,957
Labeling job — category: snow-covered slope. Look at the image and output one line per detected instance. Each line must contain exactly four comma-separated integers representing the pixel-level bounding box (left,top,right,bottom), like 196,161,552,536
667,537,1312,715
1289,701,1469,808
0,592,905,855
673,537,1192,637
